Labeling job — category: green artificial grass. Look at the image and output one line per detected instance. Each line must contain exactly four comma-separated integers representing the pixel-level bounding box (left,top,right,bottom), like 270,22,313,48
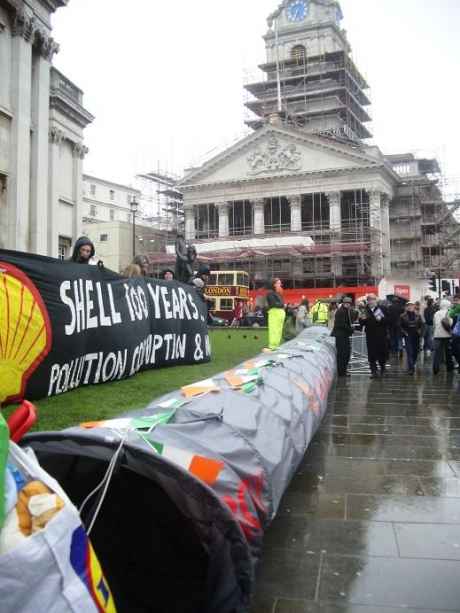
5,329,268,433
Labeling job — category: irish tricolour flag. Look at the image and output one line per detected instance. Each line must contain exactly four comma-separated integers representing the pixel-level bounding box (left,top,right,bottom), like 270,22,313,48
148,440,224,486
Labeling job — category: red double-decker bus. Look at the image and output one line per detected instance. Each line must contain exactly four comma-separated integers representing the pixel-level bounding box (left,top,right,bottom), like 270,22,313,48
205,271,250,320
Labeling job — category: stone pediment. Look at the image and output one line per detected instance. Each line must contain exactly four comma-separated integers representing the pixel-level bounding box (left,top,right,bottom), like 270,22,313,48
179,125,382,188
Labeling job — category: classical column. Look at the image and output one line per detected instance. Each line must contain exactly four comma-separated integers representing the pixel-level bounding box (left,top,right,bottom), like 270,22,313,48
48,128,64,257
29,36,58,254
184,206,196,240
326,191,341,232
326,191,342,277
72,142,88,241
253,198,265,235
216,201,230,238
7,10,34,250
288,195,302,233
381,194,391,276
369,190,384,279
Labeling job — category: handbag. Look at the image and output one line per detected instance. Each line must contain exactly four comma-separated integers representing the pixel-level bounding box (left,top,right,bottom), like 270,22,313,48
441,317,452,334
0,442,117,613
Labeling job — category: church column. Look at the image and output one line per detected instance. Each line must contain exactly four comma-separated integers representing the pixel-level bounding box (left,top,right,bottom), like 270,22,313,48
326,191,341,232
253,198,265,235
48,128,64,257
29,36,58,254
288,195,302,232
217,201,230,238
326,191,342,277
369,190,384,279
184,205,196,240
380,193,391,276
7,10,34,250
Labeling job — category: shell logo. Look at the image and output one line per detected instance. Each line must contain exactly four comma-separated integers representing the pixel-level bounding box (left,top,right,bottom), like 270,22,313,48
0,262,52,405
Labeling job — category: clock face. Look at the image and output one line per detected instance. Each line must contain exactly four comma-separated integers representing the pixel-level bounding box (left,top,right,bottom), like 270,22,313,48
287,0,308,23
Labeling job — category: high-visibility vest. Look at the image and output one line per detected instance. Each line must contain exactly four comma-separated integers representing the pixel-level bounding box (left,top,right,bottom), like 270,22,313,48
312,302,329,324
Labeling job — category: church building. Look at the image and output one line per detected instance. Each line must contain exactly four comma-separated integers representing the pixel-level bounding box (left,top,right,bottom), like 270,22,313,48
169,0,458,302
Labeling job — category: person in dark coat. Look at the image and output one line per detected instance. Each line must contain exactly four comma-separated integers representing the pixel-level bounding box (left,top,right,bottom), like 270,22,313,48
422,297,436,356
359,293,389,378
401,302,425,375
69,236,95,263
331,297,354,378
387,297,404,356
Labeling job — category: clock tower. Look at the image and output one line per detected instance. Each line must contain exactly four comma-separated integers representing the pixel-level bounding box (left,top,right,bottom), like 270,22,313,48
245,0,371,142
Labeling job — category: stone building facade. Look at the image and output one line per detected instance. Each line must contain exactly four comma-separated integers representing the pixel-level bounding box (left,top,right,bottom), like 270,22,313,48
83,175,141,226
0,0,93,257
175,0,459,296
179,121,396,289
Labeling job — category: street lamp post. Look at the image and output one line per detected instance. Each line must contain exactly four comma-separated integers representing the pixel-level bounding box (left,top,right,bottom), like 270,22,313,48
130,195,139,259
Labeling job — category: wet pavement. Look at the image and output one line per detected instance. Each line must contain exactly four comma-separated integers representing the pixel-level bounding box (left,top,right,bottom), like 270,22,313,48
251,345,460,613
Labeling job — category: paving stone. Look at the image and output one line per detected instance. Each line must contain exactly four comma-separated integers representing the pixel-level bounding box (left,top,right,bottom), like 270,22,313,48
347,494,460,523
263,517,398,557
253,548,320,601
394,522,460,560
319,554,460,610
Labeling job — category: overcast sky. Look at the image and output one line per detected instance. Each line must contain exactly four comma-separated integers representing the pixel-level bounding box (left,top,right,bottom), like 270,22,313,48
52,0,460,198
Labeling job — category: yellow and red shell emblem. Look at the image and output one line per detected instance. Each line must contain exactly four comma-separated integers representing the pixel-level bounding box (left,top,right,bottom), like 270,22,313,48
0,262,52,405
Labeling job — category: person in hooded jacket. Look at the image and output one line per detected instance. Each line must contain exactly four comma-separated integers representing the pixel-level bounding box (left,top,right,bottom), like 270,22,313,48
359,294,389,378
69,237,95,264
161,268,175,281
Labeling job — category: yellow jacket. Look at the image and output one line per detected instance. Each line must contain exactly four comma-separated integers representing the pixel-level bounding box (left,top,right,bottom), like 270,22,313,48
311,301,329,324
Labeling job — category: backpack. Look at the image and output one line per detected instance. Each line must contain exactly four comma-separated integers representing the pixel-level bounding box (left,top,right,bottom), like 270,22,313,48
453,319,460,337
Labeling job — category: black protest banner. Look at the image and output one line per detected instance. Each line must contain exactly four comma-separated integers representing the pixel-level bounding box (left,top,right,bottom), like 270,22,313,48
0,249,210,403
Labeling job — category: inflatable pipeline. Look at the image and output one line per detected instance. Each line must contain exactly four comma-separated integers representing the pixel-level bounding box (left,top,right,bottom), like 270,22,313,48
23,326,336,613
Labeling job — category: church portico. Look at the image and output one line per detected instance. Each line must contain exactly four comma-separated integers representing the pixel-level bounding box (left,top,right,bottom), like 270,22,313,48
181,178,393,289
180,139,396,290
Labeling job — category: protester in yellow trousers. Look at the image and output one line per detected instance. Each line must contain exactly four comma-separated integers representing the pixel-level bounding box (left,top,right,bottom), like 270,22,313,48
266,278,286,351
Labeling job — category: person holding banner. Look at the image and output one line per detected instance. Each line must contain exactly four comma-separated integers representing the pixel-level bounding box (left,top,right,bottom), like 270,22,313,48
69,237,95,264
123,263,143,278
161,269,175,281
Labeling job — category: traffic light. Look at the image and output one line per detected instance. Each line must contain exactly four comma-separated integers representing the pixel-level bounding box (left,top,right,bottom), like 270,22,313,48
429,276,437,292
